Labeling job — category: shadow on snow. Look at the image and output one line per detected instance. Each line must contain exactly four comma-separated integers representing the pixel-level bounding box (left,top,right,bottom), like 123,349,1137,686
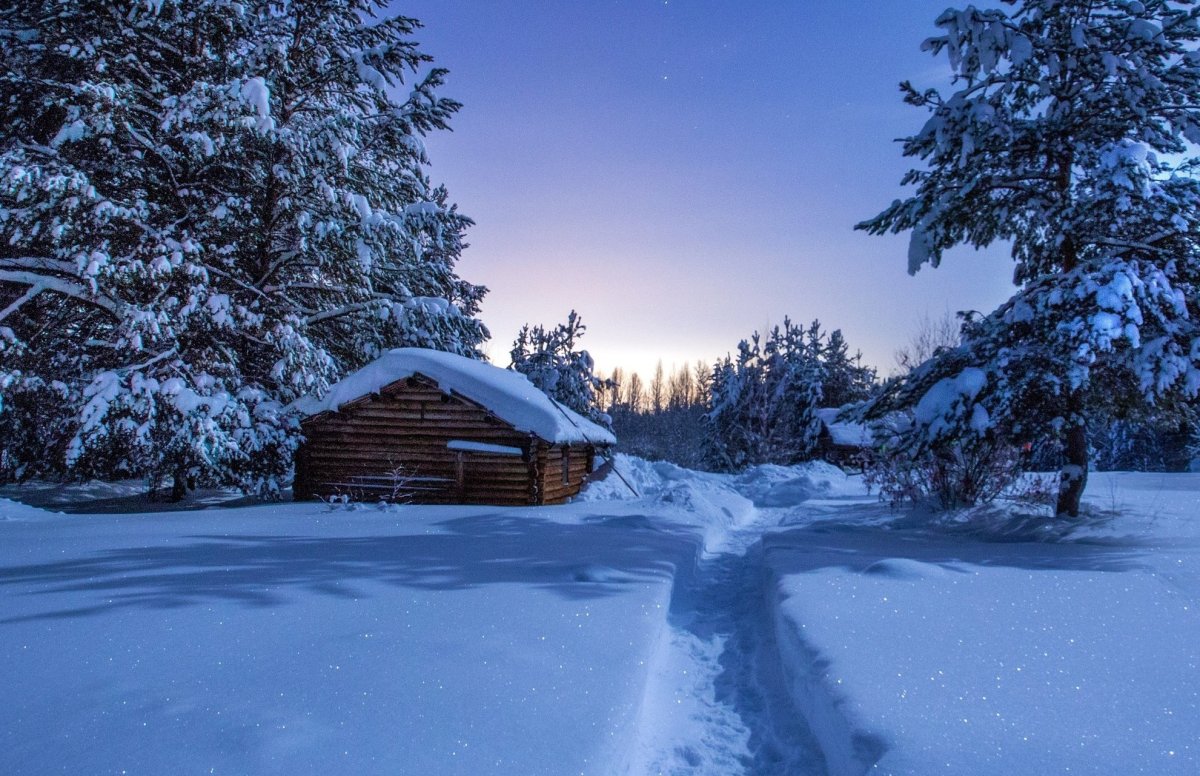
763,520,1155,578
0,511,703,624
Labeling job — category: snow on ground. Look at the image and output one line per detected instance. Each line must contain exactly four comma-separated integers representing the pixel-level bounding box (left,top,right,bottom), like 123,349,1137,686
763,471,1200,775
2,463,1199,775
0,498,704,775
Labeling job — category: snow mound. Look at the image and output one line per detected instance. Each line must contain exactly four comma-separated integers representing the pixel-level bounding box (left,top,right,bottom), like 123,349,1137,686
568,563,638,584
735,461,849,507
861,558,952,580
581,456,851,510
815,407,873,447
578,455,756,552
580,455,753,522
656,480,756,528
578,454,703,502
0,498,61,521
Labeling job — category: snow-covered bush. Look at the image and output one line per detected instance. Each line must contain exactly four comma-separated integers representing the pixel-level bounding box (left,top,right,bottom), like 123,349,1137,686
863,433,1023,511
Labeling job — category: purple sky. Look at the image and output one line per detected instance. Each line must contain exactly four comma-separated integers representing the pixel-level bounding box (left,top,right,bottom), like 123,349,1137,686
395,1,1016,379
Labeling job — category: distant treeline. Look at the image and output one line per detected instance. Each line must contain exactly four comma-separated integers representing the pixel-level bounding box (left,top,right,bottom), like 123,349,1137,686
605,319,877,471
511,311,1196,480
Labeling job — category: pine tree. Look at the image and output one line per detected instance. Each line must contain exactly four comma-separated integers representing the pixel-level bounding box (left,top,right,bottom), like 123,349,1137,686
0,1,485,495
822,329,877,407
859,0,1200,515
705,319,824,470
509,310,611,427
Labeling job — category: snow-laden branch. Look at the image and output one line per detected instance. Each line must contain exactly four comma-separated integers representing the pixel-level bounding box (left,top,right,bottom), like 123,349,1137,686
304,300,384,325
116,348,178,374
1091,236,1173,256
0,270,119,315
200,263,270,300
0,256,83,275
0,283,44,322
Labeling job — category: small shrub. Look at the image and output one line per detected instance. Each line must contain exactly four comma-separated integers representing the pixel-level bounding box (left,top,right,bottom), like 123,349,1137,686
863,439,1023,510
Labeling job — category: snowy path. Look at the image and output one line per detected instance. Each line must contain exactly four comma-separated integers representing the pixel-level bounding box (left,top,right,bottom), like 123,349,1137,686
626,506,826,775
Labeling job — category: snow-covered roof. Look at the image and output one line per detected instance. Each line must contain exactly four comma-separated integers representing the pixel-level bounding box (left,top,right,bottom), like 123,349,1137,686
294,348,617,446
815,407,874,448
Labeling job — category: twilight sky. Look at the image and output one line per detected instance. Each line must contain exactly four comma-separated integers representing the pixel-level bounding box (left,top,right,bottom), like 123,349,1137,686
395,0,1017,379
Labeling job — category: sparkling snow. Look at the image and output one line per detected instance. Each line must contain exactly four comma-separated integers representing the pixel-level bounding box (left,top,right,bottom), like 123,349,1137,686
2,468,1199,774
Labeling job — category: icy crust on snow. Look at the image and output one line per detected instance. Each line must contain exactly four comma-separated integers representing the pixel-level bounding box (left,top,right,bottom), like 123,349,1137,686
293,348,616,445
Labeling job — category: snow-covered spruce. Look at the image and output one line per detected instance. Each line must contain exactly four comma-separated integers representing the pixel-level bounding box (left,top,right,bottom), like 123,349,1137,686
858,0,1200,515
0,1,486,495
707,319,873,472
509,310,613,429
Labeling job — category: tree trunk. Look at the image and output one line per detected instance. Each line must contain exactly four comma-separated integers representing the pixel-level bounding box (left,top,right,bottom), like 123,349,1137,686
1053,148,1085,518
170,467,188,502
1056,418,1088,517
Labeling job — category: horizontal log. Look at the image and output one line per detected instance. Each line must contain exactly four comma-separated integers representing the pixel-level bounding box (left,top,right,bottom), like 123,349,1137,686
305,466,533,484
312,479,532,498
302,443,531,459
302,443,532,460
307,418,526,434
305,424,531,442
340,407,500,423
307,458,532,477
304,448,531,466
543,477,583,492
537,471,589,488
310,477,531,494
303,436,532,451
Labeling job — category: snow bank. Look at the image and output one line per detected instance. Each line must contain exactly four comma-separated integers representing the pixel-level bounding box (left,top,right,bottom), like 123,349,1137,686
734,461,851,508
578,456,763,552
575,454,674,502
0,498,59,521
581,456,851,510
580,456,859,553
292,348,616,445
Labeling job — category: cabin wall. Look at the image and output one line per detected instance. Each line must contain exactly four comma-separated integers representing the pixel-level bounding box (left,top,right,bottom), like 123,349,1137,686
295,376,542,506
535,444,594,505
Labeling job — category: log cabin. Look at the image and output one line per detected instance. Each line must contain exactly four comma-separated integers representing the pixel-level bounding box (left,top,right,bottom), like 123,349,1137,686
292,348,616,505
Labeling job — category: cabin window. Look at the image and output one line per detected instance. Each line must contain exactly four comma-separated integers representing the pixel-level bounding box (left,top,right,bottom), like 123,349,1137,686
561,448,570,485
